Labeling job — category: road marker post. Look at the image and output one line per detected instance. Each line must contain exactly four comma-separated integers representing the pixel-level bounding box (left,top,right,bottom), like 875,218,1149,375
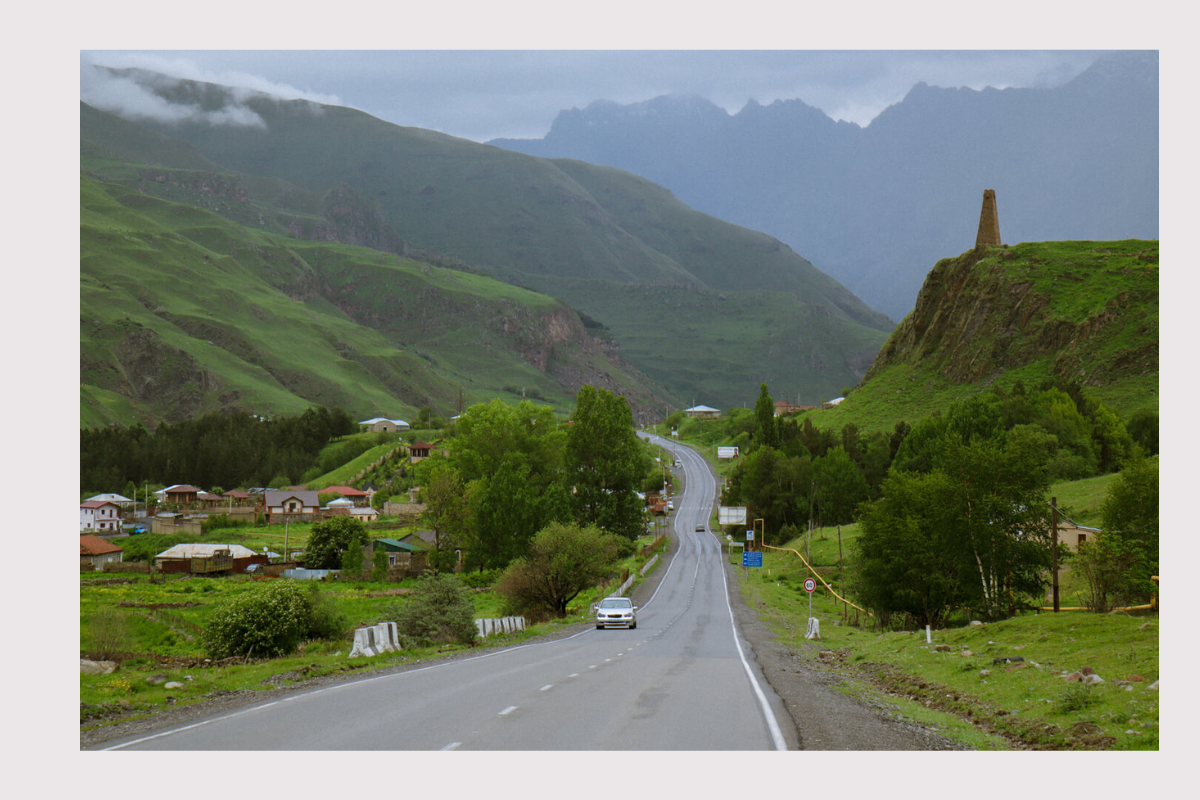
804,578,820,639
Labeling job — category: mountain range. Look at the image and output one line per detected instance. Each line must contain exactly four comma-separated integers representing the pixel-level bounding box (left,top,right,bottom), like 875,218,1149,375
489,51,1158,322
80,68,893,426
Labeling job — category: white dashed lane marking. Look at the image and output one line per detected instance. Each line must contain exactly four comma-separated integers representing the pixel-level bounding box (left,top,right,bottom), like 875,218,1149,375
499,706,518,716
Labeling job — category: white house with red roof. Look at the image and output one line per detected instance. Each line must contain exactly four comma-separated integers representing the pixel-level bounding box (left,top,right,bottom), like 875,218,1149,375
80,501,123,533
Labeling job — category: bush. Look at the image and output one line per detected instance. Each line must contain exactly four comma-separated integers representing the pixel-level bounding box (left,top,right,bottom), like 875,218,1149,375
459,569,502,589
201,581,330,659
388,573,478,648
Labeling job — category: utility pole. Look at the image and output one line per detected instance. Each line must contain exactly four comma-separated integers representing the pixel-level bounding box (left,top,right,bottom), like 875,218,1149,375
1051,497,1060,612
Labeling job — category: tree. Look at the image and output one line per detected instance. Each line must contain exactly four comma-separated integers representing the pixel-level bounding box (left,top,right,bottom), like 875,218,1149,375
565,385,650,541
729,446,810,544
1095,450,1159,601
301,516,368,569
468,452,570,570
495,522,621,618
855,427,1052,623
855,470,966,628
389,573,478,648
419,462,475,566
753,383,777,448
811,446,869,526
1126,409,1159,456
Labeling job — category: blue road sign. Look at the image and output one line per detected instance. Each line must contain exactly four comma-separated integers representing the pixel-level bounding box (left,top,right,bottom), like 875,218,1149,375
743,552,763,568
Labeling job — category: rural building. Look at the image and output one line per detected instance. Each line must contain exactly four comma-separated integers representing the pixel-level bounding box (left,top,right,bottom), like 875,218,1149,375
324,497,355,514
196,491,224,507
409,441,434,461
360,417,411,433
80,535,124,571
162,484,201,505
80,501,123,533
1056,518,1101,553
822,397,845,408
85,493,134,507
222,490,255,506
773,401,815,416
349,506,379,522
264,490,320,524
400,530,436,550
321,485,371,506
154,543,266,574
683,405,721,419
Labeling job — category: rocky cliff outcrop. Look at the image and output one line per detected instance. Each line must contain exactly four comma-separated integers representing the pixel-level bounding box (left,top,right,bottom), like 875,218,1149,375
864,241,1158,389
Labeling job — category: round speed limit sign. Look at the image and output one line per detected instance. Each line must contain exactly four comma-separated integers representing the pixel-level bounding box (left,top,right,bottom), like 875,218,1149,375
803,578,816,593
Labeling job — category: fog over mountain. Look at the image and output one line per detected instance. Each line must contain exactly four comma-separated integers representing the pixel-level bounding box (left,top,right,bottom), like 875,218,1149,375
490,51,1158,322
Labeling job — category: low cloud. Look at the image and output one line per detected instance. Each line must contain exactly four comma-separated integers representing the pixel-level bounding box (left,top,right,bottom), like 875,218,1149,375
80,52,342,128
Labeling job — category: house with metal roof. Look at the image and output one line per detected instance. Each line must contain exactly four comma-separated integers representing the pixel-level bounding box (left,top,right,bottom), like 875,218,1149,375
683,405,721,419
359,417,411,433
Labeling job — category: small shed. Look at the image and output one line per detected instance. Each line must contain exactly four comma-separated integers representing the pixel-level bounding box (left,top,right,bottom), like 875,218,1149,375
409,441,434,461
80,535,124,571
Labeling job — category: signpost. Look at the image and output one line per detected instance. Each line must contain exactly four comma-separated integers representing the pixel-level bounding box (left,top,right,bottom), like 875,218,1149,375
804,577,818,639
742,552,763,568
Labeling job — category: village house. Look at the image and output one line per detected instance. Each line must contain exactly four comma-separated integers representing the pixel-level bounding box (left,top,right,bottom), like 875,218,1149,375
359,417,411,433
1056,518,1101,553
409,441,434,461
80,500,123,533
222,490,255,506
321,485,371,506
80,535,124,571
683,405,721,419
162,484,202,505
773,400,816,416
85,492,134,508
264,490,320,524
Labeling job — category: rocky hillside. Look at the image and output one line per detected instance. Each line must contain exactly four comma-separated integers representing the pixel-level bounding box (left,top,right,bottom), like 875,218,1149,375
850,240,1158,421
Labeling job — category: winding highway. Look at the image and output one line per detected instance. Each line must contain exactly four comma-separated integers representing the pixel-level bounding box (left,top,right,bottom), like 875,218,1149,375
100,435,796,751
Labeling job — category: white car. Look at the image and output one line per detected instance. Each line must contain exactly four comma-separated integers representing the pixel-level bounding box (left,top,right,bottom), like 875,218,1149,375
595,596,638,629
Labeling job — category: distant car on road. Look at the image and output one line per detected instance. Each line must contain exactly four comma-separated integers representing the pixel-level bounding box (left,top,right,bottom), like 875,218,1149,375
695,524,705,532
595,596,637,629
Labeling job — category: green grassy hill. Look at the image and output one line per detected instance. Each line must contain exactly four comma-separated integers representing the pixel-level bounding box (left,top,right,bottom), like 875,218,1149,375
83,68,893,411
80,169,670,428
809,241,1158,433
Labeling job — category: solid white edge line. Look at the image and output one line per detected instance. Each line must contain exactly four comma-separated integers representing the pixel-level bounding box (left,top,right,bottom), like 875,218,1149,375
717,531,789,751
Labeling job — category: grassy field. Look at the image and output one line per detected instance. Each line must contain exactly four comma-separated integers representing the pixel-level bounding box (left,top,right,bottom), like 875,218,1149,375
80,533,668,730
736,544,1159,750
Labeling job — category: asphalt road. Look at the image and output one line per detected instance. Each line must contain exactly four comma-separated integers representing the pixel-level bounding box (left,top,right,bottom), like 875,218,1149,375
102,435,796,751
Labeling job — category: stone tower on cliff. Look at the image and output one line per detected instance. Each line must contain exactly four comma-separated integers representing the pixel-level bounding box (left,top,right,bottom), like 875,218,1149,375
975,189,1002,247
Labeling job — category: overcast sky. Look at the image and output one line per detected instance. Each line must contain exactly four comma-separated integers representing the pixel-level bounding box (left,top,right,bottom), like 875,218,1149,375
81,49,1113,143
